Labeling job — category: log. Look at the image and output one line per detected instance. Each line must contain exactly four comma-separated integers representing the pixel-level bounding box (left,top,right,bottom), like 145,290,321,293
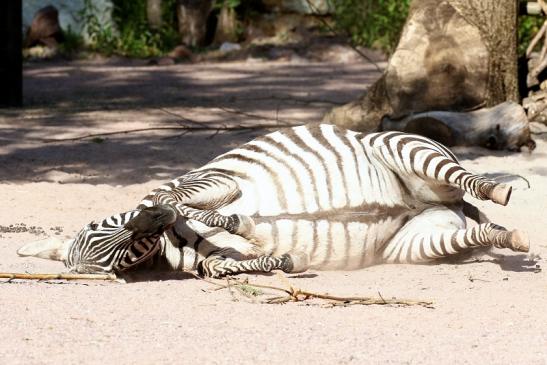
522,2,543,15
381,101,536,151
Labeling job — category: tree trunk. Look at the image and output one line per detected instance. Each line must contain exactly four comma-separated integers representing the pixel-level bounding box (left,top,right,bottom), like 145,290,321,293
323,0,532,150
147,0,163,30
214,5,238,45
176,0,212,47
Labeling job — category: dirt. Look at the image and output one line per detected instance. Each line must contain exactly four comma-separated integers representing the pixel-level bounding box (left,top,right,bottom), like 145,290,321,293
0,55,546,364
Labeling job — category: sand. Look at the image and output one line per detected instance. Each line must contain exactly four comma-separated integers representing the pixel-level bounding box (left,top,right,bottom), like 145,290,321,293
0,57,546,364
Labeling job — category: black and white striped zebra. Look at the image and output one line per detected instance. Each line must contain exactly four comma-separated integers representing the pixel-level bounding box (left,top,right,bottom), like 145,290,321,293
18,124,529,278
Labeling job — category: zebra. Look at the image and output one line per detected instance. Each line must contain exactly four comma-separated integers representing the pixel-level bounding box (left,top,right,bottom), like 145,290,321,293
18,124,529,278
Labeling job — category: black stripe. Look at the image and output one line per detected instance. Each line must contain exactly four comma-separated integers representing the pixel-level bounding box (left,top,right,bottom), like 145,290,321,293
309,126,348,206
342,132,363,194
243,142,305,212
214,152,288,212
262,134,320,212
443,165,466,183
284,127,332,207
433,158,452,179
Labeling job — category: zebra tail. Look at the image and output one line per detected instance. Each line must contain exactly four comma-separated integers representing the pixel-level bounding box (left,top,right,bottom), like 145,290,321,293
462,201,490,224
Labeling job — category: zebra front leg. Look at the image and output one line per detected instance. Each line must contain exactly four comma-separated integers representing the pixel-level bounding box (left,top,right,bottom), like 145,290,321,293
149,191,255,238
381,206,529,264
141,171,256,238
199,252,310,278
173,203,256,239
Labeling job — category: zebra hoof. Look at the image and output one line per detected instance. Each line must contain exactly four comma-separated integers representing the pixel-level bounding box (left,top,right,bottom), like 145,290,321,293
233,214,255,238
490,184,512,206
281,251,310,273
509,230,529,252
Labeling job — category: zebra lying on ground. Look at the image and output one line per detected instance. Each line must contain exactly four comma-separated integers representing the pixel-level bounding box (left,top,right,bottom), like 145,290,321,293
18,124,529,278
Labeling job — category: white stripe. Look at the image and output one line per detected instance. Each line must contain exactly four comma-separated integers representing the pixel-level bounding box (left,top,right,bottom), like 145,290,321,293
295,126,347,209
322,125,363,207
247,141,305,214
251,139,319,213
269,131,331,210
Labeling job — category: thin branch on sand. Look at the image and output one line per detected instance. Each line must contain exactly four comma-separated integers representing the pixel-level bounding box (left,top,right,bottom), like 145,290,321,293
195,273,434,308
42,123,299,143
0,272,119,282
42,107,301,143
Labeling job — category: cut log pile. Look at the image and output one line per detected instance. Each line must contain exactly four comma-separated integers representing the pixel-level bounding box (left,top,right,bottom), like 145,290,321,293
522,1,547,126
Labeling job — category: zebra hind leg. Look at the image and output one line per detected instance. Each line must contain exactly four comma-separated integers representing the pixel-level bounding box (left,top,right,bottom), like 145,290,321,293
371,133,513,206
381,206,529,264
199,251,310,278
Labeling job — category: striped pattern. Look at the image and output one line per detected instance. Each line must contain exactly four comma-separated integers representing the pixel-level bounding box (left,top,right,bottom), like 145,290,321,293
61,124,522,276
66,211,162,273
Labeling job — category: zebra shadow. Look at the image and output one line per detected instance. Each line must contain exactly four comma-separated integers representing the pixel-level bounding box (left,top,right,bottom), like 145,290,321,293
441,251,541,273
119,270,319,283
119,270,197,283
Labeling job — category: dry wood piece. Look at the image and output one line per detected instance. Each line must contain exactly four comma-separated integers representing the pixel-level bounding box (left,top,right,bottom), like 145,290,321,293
381,102,535,151
0,272,118,281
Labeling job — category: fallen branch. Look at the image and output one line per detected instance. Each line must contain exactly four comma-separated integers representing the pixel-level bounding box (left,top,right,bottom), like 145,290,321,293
231,95,344,106
42,123,299,143
156,108,205,127
527,19,547,57
0,272,119,281
195,273,433,308
217,107,297,125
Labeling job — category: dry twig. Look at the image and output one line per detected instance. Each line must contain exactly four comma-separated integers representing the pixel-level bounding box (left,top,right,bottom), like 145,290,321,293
42,124,298,143
527,20,547,57
0,272,119,281
194,273,433,308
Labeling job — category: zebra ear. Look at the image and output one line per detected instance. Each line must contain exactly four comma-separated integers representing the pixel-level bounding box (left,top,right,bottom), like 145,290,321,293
17,237,72,261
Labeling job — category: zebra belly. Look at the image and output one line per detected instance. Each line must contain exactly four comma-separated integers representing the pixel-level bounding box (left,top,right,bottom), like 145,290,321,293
252,211,413,270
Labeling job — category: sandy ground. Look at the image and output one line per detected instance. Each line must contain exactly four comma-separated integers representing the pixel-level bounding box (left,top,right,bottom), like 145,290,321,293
0,56,546,364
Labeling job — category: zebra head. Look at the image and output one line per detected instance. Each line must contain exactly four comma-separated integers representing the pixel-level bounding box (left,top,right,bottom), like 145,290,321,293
18,205,177,274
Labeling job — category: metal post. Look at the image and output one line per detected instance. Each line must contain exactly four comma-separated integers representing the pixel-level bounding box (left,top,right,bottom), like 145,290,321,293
0,0,23,107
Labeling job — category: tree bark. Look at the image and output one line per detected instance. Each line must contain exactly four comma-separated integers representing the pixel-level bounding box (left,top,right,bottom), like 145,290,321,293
176,0,213,47
214,5,238,44
323,0,531,150
147,0,163,30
